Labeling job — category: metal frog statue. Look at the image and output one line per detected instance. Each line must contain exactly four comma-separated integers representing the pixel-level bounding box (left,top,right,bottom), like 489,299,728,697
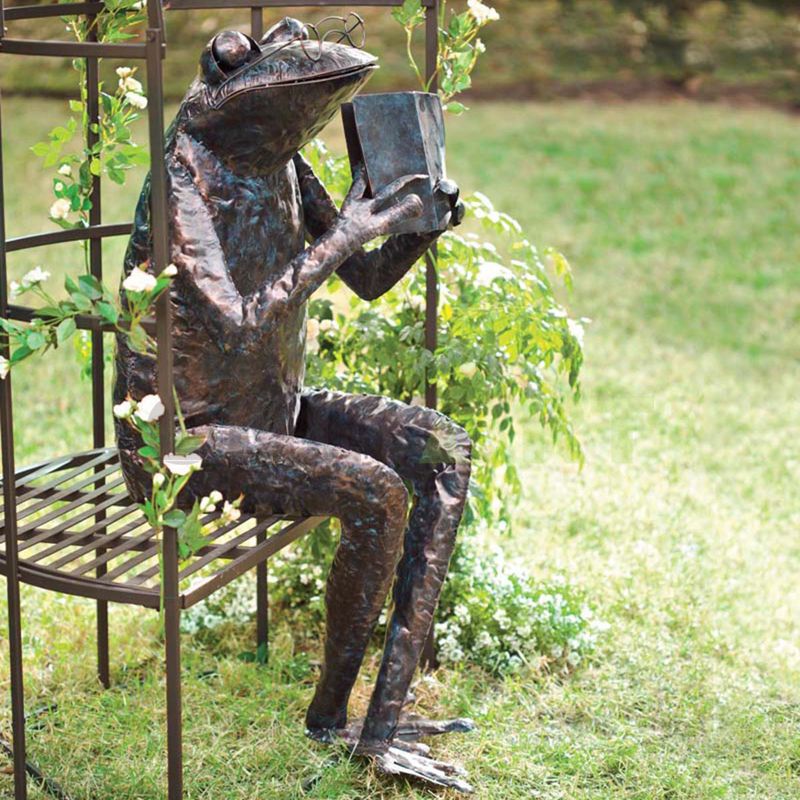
114,14,475,793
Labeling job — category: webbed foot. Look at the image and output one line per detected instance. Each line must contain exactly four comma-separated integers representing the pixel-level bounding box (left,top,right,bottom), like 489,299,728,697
370,743,475,794
392,714,477,742
307,715,477,794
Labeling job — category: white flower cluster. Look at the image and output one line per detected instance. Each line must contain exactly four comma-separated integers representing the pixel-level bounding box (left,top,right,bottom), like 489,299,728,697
121,263,176,293
434,539,607,676
113,392,165,423
199,490,223,514
10,266,51,299
117,66,147,109
163,453,202,476
50,198,71,220
467,0,499,25
181,575,256,634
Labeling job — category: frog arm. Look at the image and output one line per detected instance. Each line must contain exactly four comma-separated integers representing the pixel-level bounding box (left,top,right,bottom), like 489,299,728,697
293,153,436,301
171,153,361,328
169,155,247,338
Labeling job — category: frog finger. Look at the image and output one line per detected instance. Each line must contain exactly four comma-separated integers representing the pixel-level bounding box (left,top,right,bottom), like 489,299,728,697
345,162,368,204
375,193,424,232
372,174,428,212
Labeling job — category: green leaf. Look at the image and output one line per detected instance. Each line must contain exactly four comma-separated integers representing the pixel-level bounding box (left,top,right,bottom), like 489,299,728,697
10,344,32,364
142,498,156,527
56,317,76,344
163,509,187,527
392,0,424,27
78,274,102,300
175,434,206,456
96,301,119,324
444,101,468,115
69,292,92,312
177,509,207,558
107,166,126,185
26,330,46,350
127,323,149,353
51,125,73,143
137,445,160,459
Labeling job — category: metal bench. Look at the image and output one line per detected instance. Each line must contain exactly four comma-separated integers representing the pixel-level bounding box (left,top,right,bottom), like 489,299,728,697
0,0,440,797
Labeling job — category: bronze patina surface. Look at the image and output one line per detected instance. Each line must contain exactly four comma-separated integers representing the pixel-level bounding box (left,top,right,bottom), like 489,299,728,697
114,15,473,792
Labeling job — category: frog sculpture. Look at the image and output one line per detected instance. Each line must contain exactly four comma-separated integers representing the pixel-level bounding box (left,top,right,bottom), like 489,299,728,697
115,15,474,793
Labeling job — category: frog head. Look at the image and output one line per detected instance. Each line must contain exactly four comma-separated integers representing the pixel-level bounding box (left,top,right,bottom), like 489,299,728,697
178,16,377,176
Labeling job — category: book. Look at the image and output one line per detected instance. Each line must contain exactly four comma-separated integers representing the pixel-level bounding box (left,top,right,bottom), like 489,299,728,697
342,91,451,235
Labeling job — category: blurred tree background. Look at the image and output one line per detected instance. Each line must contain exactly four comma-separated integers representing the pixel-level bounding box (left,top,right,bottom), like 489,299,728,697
1,0,798,106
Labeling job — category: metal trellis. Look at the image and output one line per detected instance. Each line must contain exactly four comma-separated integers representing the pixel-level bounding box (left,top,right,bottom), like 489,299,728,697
0,1,440,797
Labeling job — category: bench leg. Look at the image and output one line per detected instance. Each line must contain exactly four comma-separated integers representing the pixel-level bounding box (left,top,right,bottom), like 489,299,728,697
256,544,269,665
96,599,110,689
5,575,27,799
164,536,183,800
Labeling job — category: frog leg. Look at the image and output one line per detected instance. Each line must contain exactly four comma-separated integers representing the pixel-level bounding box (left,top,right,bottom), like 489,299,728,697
295,390,475,787
294,153,462,301
139,422,411,731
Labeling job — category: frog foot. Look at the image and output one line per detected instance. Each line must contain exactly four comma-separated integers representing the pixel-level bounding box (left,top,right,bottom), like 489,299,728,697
368,740,475,794
313,716,476,794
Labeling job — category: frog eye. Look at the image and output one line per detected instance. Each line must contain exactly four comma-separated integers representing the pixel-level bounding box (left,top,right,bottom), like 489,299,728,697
260,17,309,46
212,30,258,72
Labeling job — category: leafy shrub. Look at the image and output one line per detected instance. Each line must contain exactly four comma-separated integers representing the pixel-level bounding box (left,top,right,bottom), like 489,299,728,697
436,540,606,675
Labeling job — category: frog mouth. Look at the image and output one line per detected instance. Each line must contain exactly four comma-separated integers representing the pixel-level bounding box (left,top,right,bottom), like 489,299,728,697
212,62,377,110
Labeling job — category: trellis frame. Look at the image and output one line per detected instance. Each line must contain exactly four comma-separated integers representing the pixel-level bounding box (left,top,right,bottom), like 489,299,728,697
0,1,440,797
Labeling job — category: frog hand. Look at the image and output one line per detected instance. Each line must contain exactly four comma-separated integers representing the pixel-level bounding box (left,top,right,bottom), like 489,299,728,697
337,164,425,249
436,178,465,229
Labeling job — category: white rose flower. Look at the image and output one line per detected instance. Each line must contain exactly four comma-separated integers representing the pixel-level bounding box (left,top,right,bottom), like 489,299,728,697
567,318,586,347
0,356,9,380
163,263,178,277
306,318,320,341
58,163,72,176
112,399,134,419
22,266,50,287
458,361,478,379
220,500,241,524
116,66,134,79
121,76,143,94
134,393,165,422
319,319,337,333
54,182,64,193
199,495,217,514
152,472,166,489
163,453,203,476
475,261,513,287
50,198,71,220
467,0,499,24
122,266,157,293
209,490,223,504
9,281,21,299
125,92,148,110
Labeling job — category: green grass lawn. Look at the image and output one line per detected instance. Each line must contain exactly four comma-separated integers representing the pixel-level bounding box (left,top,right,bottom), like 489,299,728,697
1,97,800,798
